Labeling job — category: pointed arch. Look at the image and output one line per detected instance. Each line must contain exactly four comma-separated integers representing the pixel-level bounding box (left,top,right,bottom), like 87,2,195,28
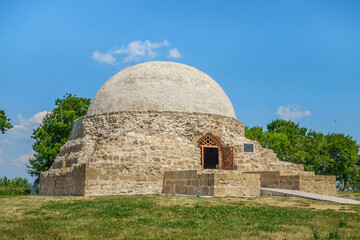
198,134,222,169
197,134,222,148
197,134,234,170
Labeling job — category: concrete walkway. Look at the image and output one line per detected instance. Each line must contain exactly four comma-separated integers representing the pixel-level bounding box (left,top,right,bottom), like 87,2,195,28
261,187,360,205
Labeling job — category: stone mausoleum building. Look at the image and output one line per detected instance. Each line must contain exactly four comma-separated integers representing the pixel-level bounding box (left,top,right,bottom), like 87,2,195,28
40,61,336,196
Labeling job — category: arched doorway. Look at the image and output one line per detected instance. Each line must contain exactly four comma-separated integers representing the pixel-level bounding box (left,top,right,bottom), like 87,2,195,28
198,134,234,170
198,134,222,169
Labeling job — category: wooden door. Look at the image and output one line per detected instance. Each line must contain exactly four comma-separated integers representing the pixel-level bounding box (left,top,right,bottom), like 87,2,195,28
222,147,234,170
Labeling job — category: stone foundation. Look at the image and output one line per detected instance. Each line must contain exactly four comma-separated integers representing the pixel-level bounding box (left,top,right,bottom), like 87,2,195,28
251,171,337,195
39,164,86,196
162,170,260,197
85,163,163,196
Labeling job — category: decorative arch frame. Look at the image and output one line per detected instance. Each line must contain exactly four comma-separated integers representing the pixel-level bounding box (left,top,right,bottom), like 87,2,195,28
197,134,222,149
197,134,234,170
198,134,222,169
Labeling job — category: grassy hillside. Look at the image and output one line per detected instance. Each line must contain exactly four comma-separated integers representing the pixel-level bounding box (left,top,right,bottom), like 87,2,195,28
0,194,359,239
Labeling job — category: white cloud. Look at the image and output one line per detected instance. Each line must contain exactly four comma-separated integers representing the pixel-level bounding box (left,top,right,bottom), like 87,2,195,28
92,51,116,65
169,48,181,58
10,150,35,166
0,111,47,169
3,110,49,140
276,104,311,121
30,110,48,124
114,40,170,62
92,40,180,64
17,151,35,163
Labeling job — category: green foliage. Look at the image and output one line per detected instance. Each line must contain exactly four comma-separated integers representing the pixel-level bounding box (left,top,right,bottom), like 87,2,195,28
0,177,32,195
246,119,360,190
26,94,91,177
311,227,321,240
0,176,31,187
0,109,12,134
339,217,347,228
246,120,308,164
328,229,340,239
324,133,359,190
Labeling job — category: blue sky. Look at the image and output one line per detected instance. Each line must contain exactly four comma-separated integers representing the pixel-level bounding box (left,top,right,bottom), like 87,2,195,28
1,0,359,181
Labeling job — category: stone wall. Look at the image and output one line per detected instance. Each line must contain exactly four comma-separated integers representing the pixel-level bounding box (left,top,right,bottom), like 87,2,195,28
162,170,260,197
85,163,163,196
253,171,336,195
299,174,336,195
234,140,304,172
39,163,86,196
213,170,260,197
55,111,302,173
162,170,215,196
40,111,323,196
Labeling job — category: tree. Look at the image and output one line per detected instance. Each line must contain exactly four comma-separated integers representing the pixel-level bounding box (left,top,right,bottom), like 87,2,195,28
26,94,91,192
244,126,265,142
324,133,359,191
245,125,292,162
266,120,308,164
246,119,360,190
246,120,308,165
302,131,329,174
0,109,12,134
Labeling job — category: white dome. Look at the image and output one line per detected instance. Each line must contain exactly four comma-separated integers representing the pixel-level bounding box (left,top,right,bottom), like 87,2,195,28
87,61,236,118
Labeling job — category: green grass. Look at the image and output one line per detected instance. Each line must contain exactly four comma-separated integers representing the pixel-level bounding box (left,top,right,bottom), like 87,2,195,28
0,194,359,239
337,190,360,201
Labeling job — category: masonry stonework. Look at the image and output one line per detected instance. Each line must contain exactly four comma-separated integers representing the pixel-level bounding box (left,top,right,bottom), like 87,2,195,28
39,61,337,197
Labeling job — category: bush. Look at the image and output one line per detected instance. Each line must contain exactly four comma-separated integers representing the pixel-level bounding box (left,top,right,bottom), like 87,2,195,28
0,177,32,195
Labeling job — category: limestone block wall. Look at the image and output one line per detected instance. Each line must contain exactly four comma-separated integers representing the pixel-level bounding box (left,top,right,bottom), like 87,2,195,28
253,171,337,195
299,174,336,195
254,171,300,190
39,163,86,196
49,111,244,172
40,110,319,196
56,110,303,174
213,171,260,197
163,170,215,196
234,140,304,172
162,170,260,197
85,163,164,196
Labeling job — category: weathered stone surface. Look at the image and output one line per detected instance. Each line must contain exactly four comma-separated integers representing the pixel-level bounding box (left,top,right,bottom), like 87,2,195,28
39,163,85,196
40,110,313,196
162,170,260,197
39,61,336,197
250,171,337,195
86,61,236,119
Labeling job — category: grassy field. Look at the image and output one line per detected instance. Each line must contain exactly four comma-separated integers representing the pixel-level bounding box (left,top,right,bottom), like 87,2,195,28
0,193,359,240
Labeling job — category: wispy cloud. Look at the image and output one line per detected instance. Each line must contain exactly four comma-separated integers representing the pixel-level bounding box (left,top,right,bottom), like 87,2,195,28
168,48,181,58
0,111,47,169
276,104,311,121
92,51,116,65
3,110,49,140
29,111,48,124
114,40,169,62
92,40,181,65
10,150,35,166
